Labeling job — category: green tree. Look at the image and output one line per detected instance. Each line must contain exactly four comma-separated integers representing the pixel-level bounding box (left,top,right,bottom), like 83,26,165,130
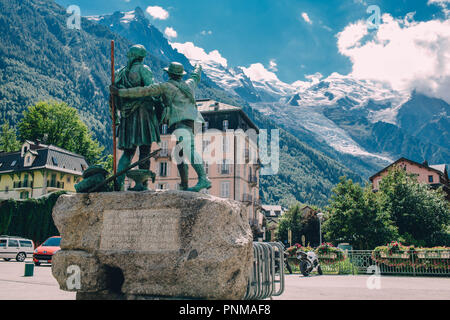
323,177,398,249
95,154,114,174
0,121,21,152
301,210,320,247
378,168,450,247
276,203,304,246
18,101,103,163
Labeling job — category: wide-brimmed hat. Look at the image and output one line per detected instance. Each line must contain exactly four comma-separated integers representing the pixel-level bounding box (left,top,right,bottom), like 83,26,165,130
164,62,187,76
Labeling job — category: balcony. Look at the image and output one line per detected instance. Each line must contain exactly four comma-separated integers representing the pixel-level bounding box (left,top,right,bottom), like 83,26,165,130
242,193,253,204
248,175,258,186
156,149,171,159
13,181,33,190
47,180,65,191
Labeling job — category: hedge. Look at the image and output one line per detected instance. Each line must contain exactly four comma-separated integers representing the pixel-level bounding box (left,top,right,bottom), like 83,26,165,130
0,191,65,245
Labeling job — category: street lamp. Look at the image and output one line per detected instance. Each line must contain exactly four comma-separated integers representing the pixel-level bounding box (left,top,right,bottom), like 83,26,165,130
317,212,324,245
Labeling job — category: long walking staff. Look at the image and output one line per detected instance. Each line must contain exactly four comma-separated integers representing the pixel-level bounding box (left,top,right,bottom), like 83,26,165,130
110,40,118,191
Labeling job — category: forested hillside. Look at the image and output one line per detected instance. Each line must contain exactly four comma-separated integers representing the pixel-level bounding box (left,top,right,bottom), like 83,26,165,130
0,0,363,207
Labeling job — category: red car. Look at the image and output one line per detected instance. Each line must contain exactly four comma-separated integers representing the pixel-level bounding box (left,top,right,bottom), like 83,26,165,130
33,236,61,266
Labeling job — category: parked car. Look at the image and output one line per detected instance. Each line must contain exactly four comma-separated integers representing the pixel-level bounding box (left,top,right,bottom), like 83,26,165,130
0,235,35,262
33,236,61,266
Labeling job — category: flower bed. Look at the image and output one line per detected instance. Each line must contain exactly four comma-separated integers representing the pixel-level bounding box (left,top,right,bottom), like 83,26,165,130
372,242,450,270
315,243,346,265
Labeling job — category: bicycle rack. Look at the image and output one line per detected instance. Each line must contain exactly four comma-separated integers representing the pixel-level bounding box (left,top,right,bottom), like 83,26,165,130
244,242,285,300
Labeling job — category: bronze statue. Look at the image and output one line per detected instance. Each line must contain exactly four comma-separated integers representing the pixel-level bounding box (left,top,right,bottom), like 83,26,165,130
113,45,161,190
111,62,211,192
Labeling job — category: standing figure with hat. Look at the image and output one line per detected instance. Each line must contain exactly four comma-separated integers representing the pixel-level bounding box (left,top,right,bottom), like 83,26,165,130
110,62,212,192
112,44,162,190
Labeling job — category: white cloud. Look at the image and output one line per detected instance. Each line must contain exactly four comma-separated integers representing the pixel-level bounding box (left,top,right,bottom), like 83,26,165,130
200,30,213,36
170,42,228,68
146,6,169,20
241,63,279,82
337,13,450,103
301,12,312,24
268,59,278,72
428,0,450,17
164,27,177,39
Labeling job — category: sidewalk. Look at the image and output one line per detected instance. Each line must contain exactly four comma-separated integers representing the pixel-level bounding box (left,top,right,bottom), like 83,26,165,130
1,261,450,300
275,274,450,300
0,261,75,300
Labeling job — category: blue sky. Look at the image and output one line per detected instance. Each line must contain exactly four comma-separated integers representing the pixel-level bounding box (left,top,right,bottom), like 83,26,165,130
56,0,447,85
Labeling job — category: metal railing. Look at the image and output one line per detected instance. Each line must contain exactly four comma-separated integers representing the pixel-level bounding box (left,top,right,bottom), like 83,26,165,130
309,250,450,277
13,181,33,189
245,242,285,300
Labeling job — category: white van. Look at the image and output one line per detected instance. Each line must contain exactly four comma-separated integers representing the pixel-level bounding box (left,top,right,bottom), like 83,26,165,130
0,236,35,262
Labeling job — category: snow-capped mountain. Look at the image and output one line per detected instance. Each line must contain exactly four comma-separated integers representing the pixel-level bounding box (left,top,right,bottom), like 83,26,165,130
86,7,449,177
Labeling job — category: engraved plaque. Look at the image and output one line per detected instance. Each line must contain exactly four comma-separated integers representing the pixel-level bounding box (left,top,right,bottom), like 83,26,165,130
100,209,181,251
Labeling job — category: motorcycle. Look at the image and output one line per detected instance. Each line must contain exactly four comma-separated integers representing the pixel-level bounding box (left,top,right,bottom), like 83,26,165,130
297,250,323,276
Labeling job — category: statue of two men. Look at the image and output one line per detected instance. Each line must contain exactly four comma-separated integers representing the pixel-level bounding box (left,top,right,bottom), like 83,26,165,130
111,45,211,193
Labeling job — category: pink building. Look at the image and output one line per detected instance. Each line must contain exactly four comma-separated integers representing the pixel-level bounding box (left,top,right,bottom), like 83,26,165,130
370,158,449,200
118,99,265,239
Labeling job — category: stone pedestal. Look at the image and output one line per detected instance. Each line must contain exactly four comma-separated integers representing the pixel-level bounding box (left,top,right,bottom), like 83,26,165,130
51,191,253,300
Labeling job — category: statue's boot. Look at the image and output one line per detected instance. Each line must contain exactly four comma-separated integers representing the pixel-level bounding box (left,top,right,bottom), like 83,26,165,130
177,163,189,191
187,163,212,192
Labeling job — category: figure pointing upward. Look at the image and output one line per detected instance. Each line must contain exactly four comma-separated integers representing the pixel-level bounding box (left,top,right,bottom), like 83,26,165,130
111,62,212,192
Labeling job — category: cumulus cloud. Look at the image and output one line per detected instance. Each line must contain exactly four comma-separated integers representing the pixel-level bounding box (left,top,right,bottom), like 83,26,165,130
170,42,228,67
301,12,312,24
337,13,450,103
146,6,169,20
428,0,450,17
241,63,279,82
164,27,177,39
268,59,278,72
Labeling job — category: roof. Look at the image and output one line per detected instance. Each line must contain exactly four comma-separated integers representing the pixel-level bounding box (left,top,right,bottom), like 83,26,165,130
369,157,449,182
261,205,283,212
0,142,87,176
196,99,259,132
430,164,447,175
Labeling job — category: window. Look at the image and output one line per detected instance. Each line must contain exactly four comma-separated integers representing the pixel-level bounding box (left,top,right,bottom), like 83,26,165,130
11,160,17,167
67,176,71,183
52,157,58,166
19,240,33,247
161,124,168,135
26,156,30,164
220,160,231,175
223,120,229,131
159,162,168,177
204,122,209,131
220,181,231,198
157,184,167,190
9,239,18,247
43,237,61,247
5,186,9,193
204,162,209,175
428,175,434,183
0,240,6,247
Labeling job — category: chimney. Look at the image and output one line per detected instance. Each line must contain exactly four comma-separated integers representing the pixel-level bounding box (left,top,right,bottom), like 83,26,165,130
422,160,428,167
214,102,219,111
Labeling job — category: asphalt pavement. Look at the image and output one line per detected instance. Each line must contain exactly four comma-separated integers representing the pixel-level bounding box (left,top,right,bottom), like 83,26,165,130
1,260,449,300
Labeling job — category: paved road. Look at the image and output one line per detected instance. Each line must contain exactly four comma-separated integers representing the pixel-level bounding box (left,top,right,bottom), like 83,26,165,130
0,260,75,300
1,261,449,300
275,274,450,300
